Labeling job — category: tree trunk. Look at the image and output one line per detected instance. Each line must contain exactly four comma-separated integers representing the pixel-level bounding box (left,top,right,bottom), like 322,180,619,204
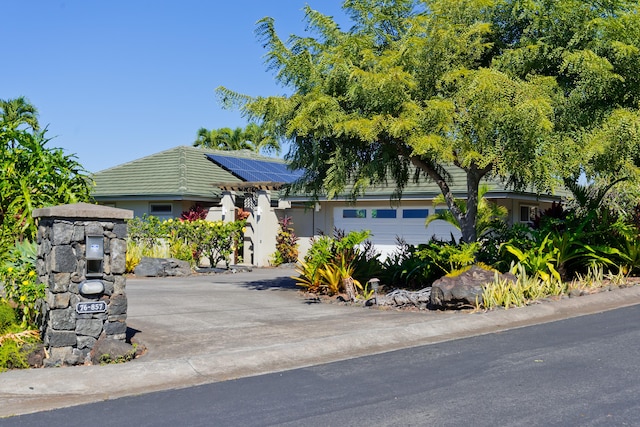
459,168,481,243
410,156,490,243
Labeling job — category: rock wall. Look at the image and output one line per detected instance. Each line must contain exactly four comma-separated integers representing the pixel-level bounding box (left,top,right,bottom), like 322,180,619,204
34,205,131,366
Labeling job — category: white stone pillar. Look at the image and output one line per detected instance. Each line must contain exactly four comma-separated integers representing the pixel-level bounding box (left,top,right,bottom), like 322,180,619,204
221,191,235,224
254,190,276,267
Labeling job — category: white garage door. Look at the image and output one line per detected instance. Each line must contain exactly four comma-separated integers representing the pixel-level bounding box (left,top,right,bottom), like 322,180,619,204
333,207,461,259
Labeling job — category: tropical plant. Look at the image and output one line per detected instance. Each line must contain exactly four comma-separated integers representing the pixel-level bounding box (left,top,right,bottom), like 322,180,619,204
477,222,534,271
293,228,378,294
381,239,435,290
126,215,246,270
478,263,568,311
354,280,376,301
0,301,40,372
126,215,169,249
480,274,529,310
426,184,508,239
416,241,480,277
317,262,348,295
271,216,299,266
614,234,640,276
0,96,39,134
502,234,561,283
293,260,322,294
0,301,17,333
180,204,209,221
194,123,281,154
242,122,281,154
0,98,92,259
0,337,30,371
0,241,44,328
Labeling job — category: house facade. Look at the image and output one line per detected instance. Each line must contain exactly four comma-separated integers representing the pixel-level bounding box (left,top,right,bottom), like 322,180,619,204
93,146,563,266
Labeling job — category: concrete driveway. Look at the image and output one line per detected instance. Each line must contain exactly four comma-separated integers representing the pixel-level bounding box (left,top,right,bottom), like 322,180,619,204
1,267,640,417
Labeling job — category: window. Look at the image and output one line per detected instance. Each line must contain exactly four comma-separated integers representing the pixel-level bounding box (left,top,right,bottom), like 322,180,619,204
520,205,538,223
343,209,366,219
150,203,173,220
402,209,429,219
372,209,397,219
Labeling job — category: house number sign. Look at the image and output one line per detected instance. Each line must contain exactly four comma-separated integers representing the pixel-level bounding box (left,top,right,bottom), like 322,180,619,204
76,301,107,314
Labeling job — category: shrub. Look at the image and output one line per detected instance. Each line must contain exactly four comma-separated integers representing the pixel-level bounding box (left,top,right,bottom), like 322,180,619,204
478,263,567,310
180,204,209,221
0,300,40,372
0,301,17,333
271,216,299,266
0,241,45,328
0,338,29,371
294,228,380,295
126,215,246,269
381,239,435,290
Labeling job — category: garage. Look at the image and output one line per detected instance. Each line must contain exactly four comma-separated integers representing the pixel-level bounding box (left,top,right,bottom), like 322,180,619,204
333,206,462,259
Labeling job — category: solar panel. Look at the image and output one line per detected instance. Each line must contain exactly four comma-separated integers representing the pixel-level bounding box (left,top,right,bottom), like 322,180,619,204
206,154,304,183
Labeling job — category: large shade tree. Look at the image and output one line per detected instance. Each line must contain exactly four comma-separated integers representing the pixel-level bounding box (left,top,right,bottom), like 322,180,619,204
0,97,93,256
218,0,640,243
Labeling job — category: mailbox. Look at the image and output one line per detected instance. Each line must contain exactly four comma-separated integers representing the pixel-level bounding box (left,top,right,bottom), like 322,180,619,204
86,235,104,277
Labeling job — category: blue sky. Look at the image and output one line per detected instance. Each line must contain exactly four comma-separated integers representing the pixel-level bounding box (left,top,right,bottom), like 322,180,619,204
1,1,348,173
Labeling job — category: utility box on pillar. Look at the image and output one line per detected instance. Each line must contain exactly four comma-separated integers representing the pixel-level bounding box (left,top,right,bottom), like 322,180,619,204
85,235,104,277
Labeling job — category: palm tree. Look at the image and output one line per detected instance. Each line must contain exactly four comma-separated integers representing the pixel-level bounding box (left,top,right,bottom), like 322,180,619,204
243,123,280,154
225,127,254,151
194,124,280,154
0,97,39,132
426,184,508,239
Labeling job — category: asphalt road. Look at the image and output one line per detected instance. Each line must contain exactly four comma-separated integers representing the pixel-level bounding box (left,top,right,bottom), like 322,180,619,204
5,303,639,426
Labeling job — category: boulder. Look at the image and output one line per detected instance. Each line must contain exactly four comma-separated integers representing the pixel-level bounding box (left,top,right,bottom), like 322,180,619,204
89,335,136,365
134,257,192,277
430,265,516,309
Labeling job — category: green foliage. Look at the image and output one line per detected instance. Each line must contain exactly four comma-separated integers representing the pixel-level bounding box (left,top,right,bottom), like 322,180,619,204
426,184,508,239
218,0,640,244
125,239,143,273
381,239,436,290
293,228,380,295
502,234,561,283
354,280,376,301
0,241,44,328
381,238,479,289
0,300,40,372
218,1,571,243
480,274,528,310
0,338,29,372
477,222,533,271
479,264,568,310
610,219,640,275
271,216,299,266
194,123,280,154
0,98,93,260
98,343,138,365
413,240,480,279
127,214,168,248
0,301,17,333
180,219,245,268
126,216,246,270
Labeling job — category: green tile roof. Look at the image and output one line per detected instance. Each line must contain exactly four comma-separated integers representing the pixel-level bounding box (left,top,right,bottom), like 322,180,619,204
287,165,564,202
92,145,565,203
91,146,281,200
